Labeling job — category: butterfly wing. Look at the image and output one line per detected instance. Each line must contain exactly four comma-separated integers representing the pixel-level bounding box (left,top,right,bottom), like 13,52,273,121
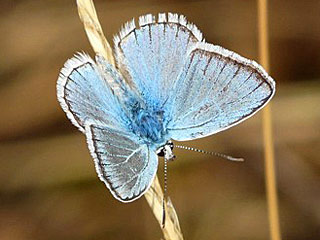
85,123,158,202
113,13,203,109
57,53,156,201
113,13,275,141
167,42,275,141
57,53,133,133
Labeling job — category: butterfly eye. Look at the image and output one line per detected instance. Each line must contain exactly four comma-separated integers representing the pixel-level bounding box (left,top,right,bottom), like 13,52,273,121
156,146,165,157
156,140,174,157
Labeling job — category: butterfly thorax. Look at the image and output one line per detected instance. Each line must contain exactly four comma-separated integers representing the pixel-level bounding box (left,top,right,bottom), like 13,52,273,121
129,108,168,147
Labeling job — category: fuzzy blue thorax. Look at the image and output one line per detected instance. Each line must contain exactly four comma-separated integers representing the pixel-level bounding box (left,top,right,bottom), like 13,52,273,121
129,107,168,146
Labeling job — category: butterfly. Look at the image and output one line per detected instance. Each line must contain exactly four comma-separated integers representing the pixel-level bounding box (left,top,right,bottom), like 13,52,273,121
57,13,275,202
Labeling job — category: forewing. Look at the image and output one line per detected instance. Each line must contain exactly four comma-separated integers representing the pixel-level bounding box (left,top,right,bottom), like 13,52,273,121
57,53,129,132
85,123,158,202
113,13,202,109
168,42,275,141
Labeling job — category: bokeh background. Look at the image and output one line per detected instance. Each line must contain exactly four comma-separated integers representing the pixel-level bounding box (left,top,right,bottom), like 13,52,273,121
0,0,319,239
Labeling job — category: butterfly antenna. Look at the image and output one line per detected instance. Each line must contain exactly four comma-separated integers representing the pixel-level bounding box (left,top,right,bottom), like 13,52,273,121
175,145,244,162
162,156,168,228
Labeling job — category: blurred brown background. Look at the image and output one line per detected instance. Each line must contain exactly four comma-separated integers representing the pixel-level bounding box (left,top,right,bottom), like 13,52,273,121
0,0,319,240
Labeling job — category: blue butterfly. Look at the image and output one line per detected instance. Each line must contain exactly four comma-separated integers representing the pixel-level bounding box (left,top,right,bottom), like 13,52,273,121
57,13,275,202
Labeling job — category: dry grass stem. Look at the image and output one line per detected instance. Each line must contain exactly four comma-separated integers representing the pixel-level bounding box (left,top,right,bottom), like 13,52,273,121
145,175,184,240
257,0,282,240
76,0,115,65
76,0,183,239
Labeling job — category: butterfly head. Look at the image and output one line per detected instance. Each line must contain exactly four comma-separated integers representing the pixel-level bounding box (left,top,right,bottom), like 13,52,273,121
156,140,175,160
